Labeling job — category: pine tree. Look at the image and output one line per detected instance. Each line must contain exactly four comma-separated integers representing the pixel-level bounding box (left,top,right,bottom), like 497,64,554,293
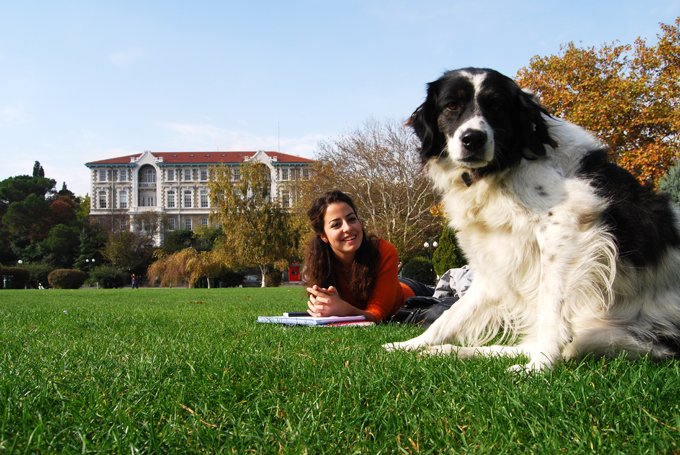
432,226,467,277
32,161,45,178
658,160,680,206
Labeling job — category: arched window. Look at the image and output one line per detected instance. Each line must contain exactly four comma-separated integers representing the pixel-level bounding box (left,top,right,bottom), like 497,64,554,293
139,165,156,185
138,165,157,207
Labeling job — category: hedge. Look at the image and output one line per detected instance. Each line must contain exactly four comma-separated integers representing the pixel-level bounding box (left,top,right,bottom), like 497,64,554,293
0,267,30,289
48,269,87,289
23,262,53,289
401,256,436,285
89,266,127,289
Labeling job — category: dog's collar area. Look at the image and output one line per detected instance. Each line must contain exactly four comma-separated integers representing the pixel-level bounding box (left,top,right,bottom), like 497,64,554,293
462,172,474,187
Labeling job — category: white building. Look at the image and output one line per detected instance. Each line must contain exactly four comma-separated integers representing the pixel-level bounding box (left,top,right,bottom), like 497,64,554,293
85,150,314,243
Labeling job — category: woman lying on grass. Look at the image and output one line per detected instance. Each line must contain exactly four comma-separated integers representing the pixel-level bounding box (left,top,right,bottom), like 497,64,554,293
304,190,432,322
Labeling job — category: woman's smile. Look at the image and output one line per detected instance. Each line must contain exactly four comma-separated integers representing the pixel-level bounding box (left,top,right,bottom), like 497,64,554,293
321,202,364,264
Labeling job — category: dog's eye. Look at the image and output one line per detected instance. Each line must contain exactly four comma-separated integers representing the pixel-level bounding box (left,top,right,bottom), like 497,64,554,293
444,103,461,113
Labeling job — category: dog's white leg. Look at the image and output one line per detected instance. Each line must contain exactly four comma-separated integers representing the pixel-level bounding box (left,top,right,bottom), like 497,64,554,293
383,284,489,352
422,344,528,358
515,215,579,372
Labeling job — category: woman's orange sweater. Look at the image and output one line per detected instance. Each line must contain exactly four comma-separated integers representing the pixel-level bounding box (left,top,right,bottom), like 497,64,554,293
335,239,414,322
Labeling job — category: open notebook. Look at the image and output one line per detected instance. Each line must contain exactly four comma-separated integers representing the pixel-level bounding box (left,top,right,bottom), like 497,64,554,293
256,314,374,327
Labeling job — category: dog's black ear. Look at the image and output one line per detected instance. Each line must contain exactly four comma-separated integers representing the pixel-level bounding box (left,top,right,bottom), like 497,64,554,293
407,80,446,163
517,89,557,160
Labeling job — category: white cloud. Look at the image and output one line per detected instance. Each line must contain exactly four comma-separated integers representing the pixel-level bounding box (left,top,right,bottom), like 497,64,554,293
108,46,145,68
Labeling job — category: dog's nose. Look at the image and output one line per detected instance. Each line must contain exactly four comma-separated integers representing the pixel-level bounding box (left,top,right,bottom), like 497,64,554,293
461,130,487,151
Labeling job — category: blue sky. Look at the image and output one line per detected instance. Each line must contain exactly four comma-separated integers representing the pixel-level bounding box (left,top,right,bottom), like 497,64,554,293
1,1,678,196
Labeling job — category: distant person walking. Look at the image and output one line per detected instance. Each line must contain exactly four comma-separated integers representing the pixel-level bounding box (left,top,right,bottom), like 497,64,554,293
131,273,138,289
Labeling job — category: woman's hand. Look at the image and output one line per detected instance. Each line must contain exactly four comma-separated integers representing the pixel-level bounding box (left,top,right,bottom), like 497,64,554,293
306,285,355,317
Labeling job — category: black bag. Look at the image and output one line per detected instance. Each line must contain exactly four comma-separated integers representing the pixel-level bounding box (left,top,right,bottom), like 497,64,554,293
389,295,458,328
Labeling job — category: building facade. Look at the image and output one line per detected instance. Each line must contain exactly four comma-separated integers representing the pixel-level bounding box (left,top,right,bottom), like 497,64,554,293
85,150,314,244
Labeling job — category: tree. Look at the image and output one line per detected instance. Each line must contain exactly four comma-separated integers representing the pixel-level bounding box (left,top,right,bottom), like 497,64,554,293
74,222,106,271
294,119,441,261
3,194,52,246
162,229,195,254
432,226,467,276
209,161,294,286
515,19,679,187
147,249,195,287
658,160,680,205
32,161,45,178
0,174,55,209
49,195,78,226
42,224,80,268
186,249,229,288
103,230,154,274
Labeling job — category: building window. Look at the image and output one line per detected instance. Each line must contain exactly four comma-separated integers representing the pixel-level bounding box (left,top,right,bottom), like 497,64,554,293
232,167,240,181
118,190,128,209
183,168,192,181
199,189,209,208
183,189,193,208
118,169,128,182
168,217,176,231
281,168,289,181
184,218,193,230
139,192,155,207
201,217,208,226
167,169,175,181
98,190,108,209
118,219,127,231
281,190,290,208
98,169,107,182
167,190,176,208
140,166,156,184
302,168,310,179
200,168,208,181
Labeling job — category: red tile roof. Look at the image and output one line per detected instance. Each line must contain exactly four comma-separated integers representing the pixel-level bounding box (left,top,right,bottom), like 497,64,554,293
86,150,315,166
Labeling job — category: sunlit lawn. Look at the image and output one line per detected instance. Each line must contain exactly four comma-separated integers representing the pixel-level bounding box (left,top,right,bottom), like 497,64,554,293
1,287,679,453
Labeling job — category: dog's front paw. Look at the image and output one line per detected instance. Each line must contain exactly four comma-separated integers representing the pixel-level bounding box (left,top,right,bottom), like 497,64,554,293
507,358,552,374
420,344,457,356
383,339,426,352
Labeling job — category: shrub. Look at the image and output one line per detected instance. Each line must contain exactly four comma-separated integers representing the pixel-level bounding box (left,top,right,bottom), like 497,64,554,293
89,266,127,289
658,160,680,205
401,256,436,285
216,270,244,288
48,269,87,289
0,267,30,289
264,270,283,287
433,226,467,277
23,262,53,289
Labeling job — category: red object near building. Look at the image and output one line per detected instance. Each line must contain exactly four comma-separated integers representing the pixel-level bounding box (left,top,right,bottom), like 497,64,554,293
288,263,301,283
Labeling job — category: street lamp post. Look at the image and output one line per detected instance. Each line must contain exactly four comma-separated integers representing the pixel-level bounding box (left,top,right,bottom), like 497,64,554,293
85,259,98,288
423,240,438,256
16,260,25,288
424,240,439,281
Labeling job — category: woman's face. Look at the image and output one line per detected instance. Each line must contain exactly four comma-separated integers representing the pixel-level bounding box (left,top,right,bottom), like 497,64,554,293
320,202,363,264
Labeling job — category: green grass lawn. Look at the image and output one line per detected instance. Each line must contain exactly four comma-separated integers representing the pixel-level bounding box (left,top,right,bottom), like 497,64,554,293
1,287,679,453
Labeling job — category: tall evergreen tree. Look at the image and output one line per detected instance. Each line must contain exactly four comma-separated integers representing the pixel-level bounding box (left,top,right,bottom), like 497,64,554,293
32,161,45,178
432,226,467,277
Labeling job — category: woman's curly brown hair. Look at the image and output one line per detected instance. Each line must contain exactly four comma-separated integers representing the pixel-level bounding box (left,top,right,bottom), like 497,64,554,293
303,190,380,305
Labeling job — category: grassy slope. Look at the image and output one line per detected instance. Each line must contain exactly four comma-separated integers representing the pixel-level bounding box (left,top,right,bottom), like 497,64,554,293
1,288,679,453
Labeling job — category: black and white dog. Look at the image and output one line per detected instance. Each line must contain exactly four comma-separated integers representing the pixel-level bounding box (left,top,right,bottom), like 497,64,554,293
385,67,680,372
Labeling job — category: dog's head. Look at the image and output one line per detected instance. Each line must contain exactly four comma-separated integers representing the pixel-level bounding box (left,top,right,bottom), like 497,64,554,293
408,67,557,176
